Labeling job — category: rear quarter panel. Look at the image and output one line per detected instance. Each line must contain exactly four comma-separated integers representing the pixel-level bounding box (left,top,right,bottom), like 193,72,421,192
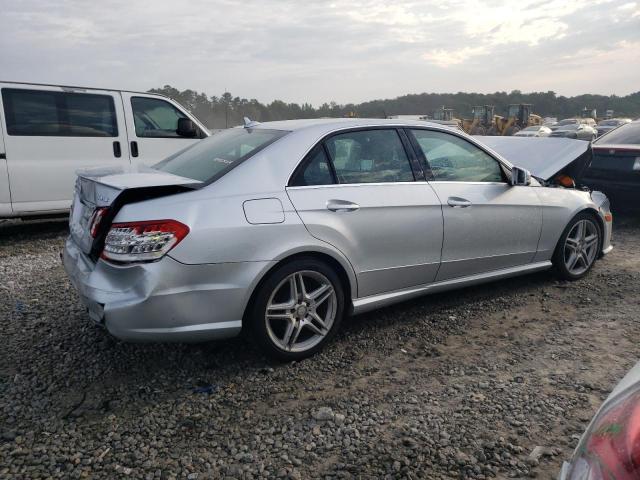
113,185,358,296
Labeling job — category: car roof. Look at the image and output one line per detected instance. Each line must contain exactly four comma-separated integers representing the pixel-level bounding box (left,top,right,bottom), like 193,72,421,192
250,117,445,133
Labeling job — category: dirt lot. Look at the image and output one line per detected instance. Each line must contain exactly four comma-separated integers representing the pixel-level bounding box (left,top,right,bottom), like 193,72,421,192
1,213,639,479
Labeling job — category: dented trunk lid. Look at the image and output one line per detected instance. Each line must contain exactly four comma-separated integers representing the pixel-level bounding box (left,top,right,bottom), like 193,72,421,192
69,165,201,257
476,136,592,183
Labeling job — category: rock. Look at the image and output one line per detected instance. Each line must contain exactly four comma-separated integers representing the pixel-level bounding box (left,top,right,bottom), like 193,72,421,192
402,437,418,449
528,446,554,462
313,407,335,422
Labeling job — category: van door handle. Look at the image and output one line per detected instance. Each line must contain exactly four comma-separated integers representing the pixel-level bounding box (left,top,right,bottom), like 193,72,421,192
130,141,139,158
327,200,360,212
113,141,121,158
447,197,472,208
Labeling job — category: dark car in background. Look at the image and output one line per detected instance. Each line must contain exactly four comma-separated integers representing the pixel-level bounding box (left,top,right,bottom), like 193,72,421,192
583,121,640,204
550,123,597,141
595,118,632,137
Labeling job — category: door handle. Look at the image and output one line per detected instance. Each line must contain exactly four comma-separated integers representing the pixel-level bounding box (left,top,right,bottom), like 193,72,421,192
447,197,472,208
130,141,139,158
326,199,360,212
113,141,121,158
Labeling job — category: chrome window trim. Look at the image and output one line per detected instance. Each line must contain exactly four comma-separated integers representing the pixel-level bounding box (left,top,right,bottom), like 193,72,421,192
286,180,510,190
285,123,514,187
286,181,431,190
427,181,510,186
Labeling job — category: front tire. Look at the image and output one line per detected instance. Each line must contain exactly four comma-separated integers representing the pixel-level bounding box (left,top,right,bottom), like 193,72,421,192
552,212,601,280
248,258,345,361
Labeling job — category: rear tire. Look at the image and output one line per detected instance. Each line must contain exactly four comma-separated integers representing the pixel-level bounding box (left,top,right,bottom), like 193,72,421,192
552,212,601,280
248,257,345,361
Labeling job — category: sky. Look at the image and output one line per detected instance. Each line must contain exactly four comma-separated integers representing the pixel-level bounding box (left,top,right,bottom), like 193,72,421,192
1,0,639,105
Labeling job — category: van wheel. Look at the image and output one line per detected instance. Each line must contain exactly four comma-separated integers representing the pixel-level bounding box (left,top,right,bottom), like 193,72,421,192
552,212,601,280
249,258,344,361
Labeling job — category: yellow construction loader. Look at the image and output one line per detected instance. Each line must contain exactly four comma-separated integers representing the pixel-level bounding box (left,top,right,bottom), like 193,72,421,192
489,104,542,136
462,105,495,134
431,107,462,129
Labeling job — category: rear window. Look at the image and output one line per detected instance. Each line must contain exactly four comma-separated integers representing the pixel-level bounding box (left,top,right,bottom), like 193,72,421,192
1,88,117,137
595,122,640,145
154,128,287,182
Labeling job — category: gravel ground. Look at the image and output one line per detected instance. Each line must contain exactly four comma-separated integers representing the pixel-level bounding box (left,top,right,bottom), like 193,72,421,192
1,213,639,479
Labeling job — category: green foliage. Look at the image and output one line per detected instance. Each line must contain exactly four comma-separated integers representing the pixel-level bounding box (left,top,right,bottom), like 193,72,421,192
149,85,640,128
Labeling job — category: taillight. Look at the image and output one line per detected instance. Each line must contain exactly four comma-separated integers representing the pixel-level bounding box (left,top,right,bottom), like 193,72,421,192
565,384,640,479
101,219,189,263
89,207,109,238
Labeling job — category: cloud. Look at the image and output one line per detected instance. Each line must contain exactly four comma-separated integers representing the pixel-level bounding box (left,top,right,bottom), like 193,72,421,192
422,47,487,67
0,0,638,104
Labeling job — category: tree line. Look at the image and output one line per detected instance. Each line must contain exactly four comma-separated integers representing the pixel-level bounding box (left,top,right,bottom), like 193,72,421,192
149,85,640,129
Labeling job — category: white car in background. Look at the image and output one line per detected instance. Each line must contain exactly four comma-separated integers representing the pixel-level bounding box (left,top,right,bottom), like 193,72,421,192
0,81,209,218
513,126,552,137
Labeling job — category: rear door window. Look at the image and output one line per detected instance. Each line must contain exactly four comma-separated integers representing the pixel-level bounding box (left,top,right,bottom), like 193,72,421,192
324,129,414,184
1,88,118,137
290,146,335,186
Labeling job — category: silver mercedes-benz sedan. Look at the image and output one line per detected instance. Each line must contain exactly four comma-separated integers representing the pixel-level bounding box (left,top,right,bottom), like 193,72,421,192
63,119,613,360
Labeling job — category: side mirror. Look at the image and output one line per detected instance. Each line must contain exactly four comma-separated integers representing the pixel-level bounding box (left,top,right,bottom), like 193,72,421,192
176,118,198,138
511,166,531,186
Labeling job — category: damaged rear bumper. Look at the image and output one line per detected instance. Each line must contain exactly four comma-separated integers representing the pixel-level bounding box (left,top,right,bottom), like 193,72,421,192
62,237,273,342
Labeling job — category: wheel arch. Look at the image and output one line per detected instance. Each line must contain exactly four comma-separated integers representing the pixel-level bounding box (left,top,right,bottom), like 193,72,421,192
241,249,357,327
582,207,606,255
553,207,604,257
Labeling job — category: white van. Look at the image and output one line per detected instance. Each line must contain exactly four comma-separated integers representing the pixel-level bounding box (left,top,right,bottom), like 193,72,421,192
0,81,209,218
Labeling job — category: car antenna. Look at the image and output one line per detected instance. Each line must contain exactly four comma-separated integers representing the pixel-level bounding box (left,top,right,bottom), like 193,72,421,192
243,117,260,128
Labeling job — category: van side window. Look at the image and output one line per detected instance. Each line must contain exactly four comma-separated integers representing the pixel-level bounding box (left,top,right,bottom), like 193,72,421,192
131,97,200,138
1,88,118,137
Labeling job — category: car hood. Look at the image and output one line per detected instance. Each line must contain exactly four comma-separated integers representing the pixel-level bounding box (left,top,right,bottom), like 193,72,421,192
476,136,592,182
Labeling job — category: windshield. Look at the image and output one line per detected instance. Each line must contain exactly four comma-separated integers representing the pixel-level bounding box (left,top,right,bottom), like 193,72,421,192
559,124,580,131
557,119,578,126
154,128,287,182
598,120,620,127
595,122,640,145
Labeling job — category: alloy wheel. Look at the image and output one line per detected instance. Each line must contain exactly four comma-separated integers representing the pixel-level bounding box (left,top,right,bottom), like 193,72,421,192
564,219,599,276
265,270,337,353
